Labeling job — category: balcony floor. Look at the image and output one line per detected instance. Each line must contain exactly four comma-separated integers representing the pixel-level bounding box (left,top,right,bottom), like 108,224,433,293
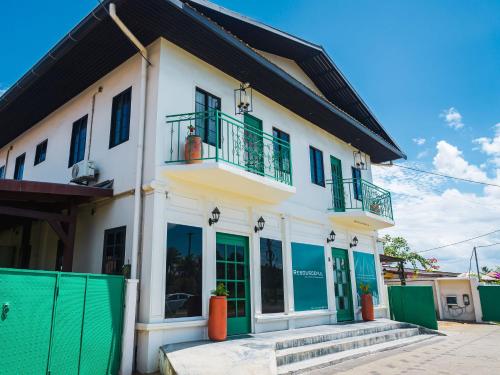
161,161,296,203
328,209,395,230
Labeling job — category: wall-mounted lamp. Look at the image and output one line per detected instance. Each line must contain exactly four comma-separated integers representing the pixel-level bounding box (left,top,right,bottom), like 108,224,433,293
353,150,368,170
350,236,359,248
234,82,253,115
326,230,336,244
254,216,265,233
208,207,220,226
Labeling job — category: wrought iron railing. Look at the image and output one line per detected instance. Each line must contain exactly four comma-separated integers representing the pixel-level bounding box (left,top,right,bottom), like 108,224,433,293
165,110,292,185
327,178,393,220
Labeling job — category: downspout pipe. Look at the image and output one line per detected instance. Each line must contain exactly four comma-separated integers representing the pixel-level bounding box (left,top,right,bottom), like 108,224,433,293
109,2,149,281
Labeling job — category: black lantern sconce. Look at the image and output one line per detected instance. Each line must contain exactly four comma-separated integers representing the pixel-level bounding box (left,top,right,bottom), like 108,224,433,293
234,82,253,115
208,207,220,226
254,216,265,233
350,236,359,248
353,150,368,170
326,230,336,244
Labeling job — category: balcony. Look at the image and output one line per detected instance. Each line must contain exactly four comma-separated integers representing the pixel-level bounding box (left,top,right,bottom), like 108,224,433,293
327,178,394,229
161,111,295,203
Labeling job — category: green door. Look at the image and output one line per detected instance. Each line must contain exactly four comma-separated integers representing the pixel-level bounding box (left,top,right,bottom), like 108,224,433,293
244,114,264,175
216,233,251,336
330,156,345,212
331,248,354,322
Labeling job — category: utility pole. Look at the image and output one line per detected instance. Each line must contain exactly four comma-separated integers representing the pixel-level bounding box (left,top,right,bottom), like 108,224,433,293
473,246,481,282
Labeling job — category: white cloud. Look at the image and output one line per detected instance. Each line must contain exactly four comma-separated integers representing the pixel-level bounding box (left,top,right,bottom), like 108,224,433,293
440,107,464,129
432,140,489,182
473,123,500,157
417,150,429,159
412,137,426,146
373,162,500,273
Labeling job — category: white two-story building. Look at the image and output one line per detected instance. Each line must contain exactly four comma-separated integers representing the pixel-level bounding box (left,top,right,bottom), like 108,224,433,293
0,0,405,373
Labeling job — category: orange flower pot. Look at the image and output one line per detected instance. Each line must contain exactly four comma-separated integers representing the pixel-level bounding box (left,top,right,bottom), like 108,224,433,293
361,294,375,321
208,296,227,341
184,135,202,164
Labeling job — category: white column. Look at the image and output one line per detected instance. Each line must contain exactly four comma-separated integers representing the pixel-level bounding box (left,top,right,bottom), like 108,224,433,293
323,225,337,324
138,180,167,323
372,234,385,308
469,277,483,323
251,210,262,316
347,232,359,319
281,214,295,329
204,199,217,321
434,279,444,320
120,279,139,375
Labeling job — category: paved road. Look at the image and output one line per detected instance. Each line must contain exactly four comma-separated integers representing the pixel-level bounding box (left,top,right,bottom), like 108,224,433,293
309,321,500,375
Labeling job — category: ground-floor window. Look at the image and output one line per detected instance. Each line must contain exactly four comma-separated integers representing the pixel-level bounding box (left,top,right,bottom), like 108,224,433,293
102,226,126,275
353,251,379,305
260,238,284,314
291,242,328,311
165,223,203,319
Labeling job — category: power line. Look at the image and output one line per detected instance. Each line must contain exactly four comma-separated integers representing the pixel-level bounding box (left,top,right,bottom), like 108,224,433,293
390,164,500,188
416,229,500,253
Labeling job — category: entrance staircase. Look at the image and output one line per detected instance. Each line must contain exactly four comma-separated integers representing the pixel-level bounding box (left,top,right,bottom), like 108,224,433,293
276,321,438,374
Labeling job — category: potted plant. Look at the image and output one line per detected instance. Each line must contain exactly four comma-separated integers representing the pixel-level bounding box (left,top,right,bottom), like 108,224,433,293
208,283,229,341
184,124,202,164
359,282,375,321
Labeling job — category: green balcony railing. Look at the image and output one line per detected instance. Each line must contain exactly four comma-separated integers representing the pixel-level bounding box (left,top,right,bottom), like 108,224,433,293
165,110,292,185
327,178,393,221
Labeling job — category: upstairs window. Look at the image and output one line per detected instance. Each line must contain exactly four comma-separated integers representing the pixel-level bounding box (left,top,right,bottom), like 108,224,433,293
0,165,5,179
102,226,126,275
14,153,25,180
34,139,48,165
109,87,132,148
352,167,362,200
195,88,221,146
273,128,291,182
309,146,325,187
68,115,88,168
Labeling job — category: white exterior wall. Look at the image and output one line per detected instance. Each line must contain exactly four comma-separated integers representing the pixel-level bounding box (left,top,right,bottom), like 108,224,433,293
135,38,386,373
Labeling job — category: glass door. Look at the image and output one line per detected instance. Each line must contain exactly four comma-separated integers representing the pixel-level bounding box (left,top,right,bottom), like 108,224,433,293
331,248,354,322
330,156,345,212
216,233,251,336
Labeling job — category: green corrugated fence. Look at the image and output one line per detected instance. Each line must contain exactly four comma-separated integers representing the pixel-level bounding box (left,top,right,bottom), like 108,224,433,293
478,285,500,322
388,285,438,330
0,268,124,375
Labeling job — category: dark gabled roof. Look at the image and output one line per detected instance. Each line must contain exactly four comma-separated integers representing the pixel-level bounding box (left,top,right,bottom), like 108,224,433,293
0,0,405,163
186,0,403,153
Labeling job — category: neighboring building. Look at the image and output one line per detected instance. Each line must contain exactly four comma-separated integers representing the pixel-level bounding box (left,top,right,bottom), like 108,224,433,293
0,0,405,373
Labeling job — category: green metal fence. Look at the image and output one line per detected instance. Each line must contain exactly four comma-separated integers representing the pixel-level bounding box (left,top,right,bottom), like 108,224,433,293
478,285,500,322
388,285,438,330
165,110,293,185
0,268,124,375
327,178,393,220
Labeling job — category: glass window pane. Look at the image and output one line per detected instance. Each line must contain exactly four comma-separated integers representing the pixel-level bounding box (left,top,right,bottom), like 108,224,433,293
216,262,225,280
227,301,236,318
237,282,245,299
354,251,379,306
260,238,284,314
237,301,246,317
235,246,244,262
227,264,235,281
165,224,203,318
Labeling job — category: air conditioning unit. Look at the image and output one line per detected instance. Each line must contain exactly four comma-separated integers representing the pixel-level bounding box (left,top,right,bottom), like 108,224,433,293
71,160,97,184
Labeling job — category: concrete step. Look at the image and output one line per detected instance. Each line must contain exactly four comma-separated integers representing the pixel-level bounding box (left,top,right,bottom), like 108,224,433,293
275,322,408,350
276,328,419,366
277,333,438,375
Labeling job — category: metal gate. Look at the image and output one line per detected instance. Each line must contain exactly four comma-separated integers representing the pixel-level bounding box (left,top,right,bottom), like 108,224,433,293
478,285,500,322
388,285,438,330
0,268,124,375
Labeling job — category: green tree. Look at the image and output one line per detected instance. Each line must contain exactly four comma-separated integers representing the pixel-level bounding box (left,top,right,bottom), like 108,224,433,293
382,235,439,271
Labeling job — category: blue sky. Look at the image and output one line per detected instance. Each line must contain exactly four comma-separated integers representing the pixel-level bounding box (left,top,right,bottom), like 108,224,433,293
1,1,500,271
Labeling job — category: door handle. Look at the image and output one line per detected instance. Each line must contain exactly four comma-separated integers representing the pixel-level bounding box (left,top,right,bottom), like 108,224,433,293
1,303,9,320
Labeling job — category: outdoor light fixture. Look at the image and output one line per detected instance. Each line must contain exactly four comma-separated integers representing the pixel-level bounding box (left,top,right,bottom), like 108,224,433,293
208,207,220,226
234,82,253,114
350,236,359,248
353,150,368,170
254,216,265,233
326,230,336,244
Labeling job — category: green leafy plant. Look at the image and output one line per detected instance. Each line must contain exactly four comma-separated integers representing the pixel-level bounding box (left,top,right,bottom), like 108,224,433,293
211,282,229,297
382,234,439,271
359,282,371,295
